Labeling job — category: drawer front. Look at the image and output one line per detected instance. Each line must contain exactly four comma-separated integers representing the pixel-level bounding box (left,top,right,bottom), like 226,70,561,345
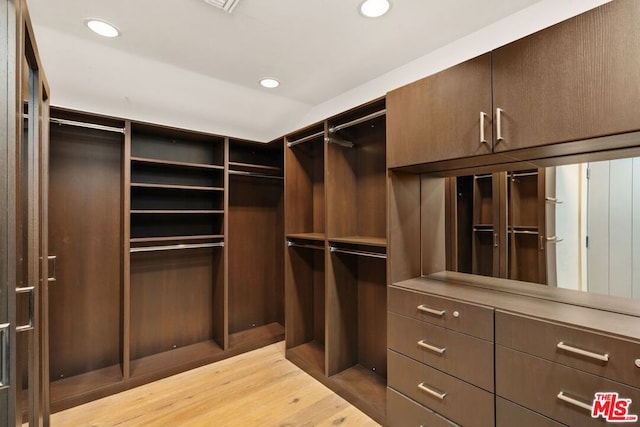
388,287,494,340
388,312,494,391
496,310,640,389
497,345,640,426
388,350,494,427
387,387,459,427
496,397,566,427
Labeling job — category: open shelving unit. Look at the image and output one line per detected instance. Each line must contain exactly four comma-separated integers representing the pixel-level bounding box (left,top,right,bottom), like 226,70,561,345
128,124,227,379
284,99,388,425
227,138,285,350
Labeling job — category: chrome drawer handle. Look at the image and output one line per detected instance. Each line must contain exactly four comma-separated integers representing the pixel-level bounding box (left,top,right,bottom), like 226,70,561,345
557,391,592,412
417,304,446,317
496,107,504,141
418,339,446,355
418,382,447,400
557,341,609,362
480,111,488,144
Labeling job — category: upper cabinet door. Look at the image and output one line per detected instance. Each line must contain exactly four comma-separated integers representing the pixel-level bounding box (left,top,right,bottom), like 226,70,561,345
387,54,493,168
492,0,640,152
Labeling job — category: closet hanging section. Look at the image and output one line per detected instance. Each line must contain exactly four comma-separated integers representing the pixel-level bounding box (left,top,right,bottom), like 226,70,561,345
50,117,125,134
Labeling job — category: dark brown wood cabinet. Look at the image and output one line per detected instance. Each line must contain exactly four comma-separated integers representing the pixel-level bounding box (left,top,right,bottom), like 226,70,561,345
46,112,285,413
492,0,640,153
284,100,388,425
387,54,492,168
387,0,640,168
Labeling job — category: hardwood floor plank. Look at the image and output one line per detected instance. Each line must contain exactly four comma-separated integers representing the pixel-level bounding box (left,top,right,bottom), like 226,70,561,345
50,342,380,426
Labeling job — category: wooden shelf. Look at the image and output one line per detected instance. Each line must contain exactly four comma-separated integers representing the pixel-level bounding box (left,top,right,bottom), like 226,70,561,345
228,322,284,350
228,161,282,172
286,232,326,242
286,341,325,378
131,156,224,171
131,182,224,192
329,235,387,247
130,210,224,214
50,364,123,412
130,234,223,243
130,340,224,380
330,365,387,426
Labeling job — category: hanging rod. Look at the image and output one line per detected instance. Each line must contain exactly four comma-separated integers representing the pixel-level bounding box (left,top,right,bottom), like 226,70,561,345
325,136,354,148
328,109,386,134
511,171,538,178
473,228,494,232
228,170,284,180
287,130,325,148
130,242,224,253
329,245,386,259
287,240,325,251
50,117,125,134
474,174,492,180
509,229,539,235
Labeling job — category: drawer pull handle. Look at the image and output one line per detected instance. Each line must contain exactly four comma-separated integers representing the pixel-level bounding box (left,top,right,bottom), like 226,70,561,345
557,342,609,362
417,305,446,317
418,382,447,400
480,111,488,144
557,391,592,412
418,340,446,355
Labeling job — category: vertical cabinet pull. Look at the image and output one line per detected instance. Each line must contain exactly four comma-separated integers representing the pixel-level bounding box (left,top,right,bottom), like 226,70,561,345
48,255,57,282
0,323,9,389
417,339,446,355
16,286,35,332
479,111,488,144
417,305,446,317
496,107,504,141
557,391,593,412
418,382,447,400
557,341,609,362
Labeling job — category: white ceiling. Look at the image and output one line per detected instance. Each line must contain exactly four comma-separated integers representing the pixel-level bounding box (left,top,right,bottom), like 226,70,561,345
27,0,610,141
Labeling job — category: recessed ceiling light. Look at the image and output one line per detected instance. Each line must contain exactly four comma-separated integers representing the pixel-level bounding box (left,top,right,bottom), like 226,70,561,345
260,78,280,89
85,19,120,38
360,0,390,18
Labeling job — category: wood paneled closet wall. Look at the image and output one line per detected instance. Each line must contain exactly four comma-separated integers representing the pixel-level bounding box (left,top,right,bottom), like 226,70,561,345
47,108,284,413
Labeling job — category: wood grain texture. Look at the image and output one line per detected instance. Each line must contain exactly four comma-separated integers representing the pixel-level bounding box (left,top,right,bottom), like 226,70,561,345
48,125,123,380
49,342,379,427
387,388,458,427
420,176,446,276
387,53,492,168
387,172,421,283
492,0,640,152
227,175,284,337
496,397,564,427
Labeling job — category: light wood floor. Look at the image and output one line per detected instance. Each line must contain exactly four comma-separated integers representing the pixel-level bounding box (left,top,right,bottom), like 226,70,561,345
50,342,381,426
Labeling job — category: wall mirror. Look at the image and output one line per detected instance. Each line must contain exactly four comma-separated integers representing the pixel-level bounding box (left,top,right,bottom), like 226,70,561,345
446,152,640,300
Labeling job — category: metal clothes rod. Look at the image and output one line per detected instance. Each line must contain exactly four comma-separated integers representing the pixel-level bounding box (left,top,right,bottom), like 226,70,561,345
328,109,386,134
228,170,284,180
287,130,325,148
287,240,325,251
50,117,126,134
329,246,387,259
510,230,539,235
474,174,492,179
325,136,354,148
511,171,538,178
473,228,494,232
130,242,224,253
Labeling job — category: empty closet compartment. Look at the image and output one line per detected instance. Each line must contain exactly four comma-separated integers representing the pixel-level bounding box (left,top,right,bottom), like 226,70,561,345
285,239,326,376
129,124,226,379
326,242,387,420
227,139,284,350
48,111,125,410
284,123,326,240
326,102,386,246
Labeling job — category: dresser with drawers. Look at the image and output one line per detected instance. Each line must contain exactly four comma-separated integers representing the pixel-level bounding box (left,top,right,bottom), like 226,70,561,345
387,275,640,426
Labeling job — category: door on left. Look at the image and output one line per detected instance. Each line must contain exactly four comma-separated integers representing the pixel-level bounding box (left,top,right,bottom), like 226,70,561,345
1,0,49,426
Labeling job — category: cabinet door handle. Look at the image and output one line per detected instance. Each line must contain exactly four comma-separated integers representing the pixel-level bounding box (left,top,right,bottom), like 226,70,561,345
16,286,35,332
48,255,57,282
557,341,609,362
496,107,504,141
418,339,446,355
417,305,446,317
0,323,9,390
480,111,488,144
557,391,593,412
418,382,447,400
